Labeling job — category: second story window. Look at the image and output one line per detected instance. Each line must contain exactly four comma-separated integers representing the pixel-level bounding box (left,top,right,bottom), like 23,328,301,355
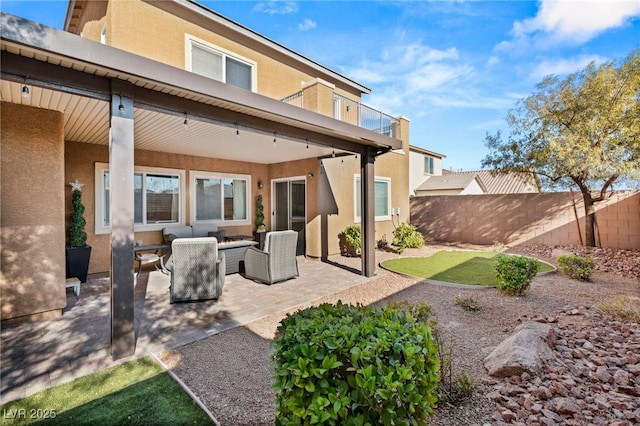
187,35,255,92
424,155,435,175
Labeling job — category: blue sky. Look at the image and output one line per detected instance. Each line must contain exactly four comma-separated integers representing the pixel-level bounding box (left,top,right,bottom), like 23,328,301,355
2,1,639,171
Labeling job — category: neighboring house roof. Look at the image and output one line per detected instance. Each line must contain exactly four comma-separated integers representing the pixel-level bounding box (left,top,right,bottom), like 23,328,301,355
409,145,446,159
415,173,487,192
442,170,539,194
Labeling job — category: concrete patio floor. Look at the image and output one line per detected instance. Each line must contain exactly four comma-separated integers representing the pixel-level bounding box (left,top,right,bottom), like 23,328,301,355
0,256,374,404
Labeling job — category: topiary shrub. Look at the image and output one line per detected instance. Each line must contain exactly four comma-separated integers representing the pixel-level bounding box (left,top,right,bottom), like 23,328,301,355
339,224,361,256
67,181,88,248
392,223,425,254
272,302,440,425
494,254,539,296
255,194,266,232
557,254,595,281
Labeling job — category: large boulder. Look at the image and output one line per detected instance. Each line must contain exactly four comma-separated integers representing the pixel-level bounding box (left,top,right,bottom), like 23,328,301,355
484,321,557,377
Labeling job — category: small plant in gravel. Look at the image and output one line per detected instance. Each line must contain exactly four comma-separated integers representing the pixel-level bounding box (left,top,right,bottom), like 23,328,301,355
595,295,640,323
340,224,361,256
387,300,479,406
453,294,482,312
494,254,539,296
557,254,596,281
492,241,507,253
272,301,440,425
433,327,478,405
392,223,425,254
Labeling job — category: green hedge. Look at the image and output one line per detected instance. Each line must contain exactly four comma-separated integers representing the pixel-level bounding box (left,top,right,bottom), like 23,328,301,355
392,223,425,254
494,254,539,296
557,254,596,281
272,302,440,425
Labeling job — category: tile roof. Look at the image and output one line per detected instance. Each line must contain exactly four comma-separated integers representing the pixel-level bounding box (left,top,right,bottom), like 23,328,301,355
442,170,539,194
415,173,486,191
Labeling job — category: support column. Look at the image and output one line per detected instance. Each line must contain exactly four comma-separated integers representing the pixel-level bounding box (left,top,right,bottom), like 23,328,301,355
360,147,376,277
110,81,135,360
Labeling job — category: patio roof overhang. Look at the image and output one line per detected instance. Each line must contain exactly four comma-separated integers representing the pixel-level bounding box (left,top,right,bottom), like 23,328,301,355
1,12,390,359
1,13,401,164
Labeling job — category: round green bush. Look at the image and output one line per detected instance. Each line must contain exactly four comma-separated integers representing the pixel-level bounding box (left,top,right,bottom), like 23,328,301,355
494,254,539,296
272,302,440,425
392,223,425,254
557,254,595,281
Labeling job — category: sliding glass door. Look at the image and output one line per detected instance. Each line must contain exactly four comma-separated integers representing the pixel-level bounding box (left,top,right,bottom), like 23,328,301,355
273,178,306,255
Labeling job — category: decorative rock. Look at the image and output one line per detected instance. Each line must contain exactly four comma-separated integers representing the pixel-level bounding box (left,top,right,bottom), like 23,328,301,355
486,311,640,424
613,369,631,386
484,321,556,377
553,397,581,414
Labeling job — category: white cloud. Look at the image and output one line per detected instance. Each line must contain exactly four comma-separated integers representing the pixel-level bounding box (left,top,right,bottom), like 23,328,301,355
253,1,298,15
342,40,481,115
487,56,500,67
298,18,316,31
513,0,640,43
530,54,607,79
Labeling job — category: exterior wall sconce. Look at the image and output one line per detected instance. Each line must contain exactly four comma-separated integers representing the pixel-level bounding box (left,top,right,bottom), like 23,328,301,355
307,173,314,178
21,85,30,100
257,180,264,189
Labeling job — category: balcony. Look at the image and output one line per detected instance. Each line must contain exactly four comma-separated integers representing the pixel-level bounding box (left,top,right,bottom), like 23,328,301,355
281,91,399,138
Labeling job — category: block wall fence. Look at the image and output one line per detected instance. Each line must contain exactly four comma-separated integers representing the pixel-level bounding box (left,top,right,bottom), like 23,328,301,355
410,190,639,250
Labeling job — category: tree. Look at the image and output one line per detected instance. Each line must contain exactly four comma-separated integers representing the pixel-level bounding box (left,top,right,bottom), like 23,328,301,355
482,50,640,247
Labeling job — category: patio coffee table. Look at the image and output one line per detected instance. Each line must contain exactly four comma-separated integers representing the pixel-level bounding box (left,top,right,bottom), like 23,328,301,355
218,240,258,274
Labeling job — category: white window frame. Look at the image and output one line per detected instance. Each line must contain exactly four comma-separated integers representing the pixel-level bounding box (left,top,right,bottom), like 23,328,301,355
94,163,186,235
354,175,392,222
189,170,252,227
185,34,257,92
424,155,435,175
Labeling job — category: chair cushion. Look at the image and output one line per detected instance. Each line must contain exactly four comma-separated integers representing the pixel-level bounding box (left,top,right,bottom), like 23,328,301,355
192,224,218,238
163,226,193,241
208,230,226,241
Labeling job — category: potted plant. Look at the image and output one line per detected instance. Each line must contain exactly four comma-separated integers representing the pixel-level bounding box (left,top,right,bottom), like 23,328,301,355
254,194,267,249
66,179,92,283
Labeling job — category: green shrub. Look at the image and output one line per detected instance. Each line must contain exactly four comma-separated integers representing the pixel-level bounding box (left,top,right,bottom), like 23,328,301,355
494,254,539,296
340,225,361,256
453,294,482,312
272,302,440,425
392,223,425,254
557,254,596,281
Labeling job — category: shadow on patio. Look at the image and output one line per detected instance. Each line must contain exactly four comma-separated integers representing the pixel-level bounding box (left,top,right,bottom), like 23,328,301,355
0,256,372,403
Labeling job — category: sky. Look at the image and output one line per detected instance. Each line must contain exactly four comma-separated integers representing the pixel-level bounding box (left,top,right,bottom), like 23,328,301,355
2,0,639,171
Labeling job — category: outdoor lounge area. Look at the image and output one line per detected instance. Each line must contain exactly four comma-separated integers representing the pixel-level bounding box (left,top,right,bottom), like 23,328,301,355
0,256,372,403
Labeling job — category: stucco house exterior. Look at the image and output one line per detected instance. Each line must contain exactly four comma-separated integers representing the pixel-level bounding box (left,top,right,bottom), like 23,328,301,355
408,145,445,196
1,0,410,356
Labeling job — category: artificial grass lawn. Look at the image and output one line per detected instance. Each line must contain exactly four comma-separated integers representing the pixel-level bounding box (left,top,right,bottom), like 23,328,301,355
0,356,214,426
381,250,554,286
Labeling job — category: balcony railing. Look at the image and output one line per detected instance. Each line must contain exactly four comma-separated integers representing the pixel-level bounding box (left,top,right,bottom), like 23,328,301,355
281,91,304,108
280,91,398,138
333,93,398,137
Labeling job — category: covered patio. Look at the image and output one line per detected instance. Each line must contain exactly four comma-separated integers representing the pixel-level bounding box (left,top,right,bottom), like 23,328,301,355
0,257,377,403
1,13,402,360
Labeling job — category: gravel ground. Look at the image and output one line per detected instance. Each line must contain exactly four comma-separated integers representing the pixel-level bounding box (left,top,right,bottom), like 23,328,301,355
160,243,639,425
